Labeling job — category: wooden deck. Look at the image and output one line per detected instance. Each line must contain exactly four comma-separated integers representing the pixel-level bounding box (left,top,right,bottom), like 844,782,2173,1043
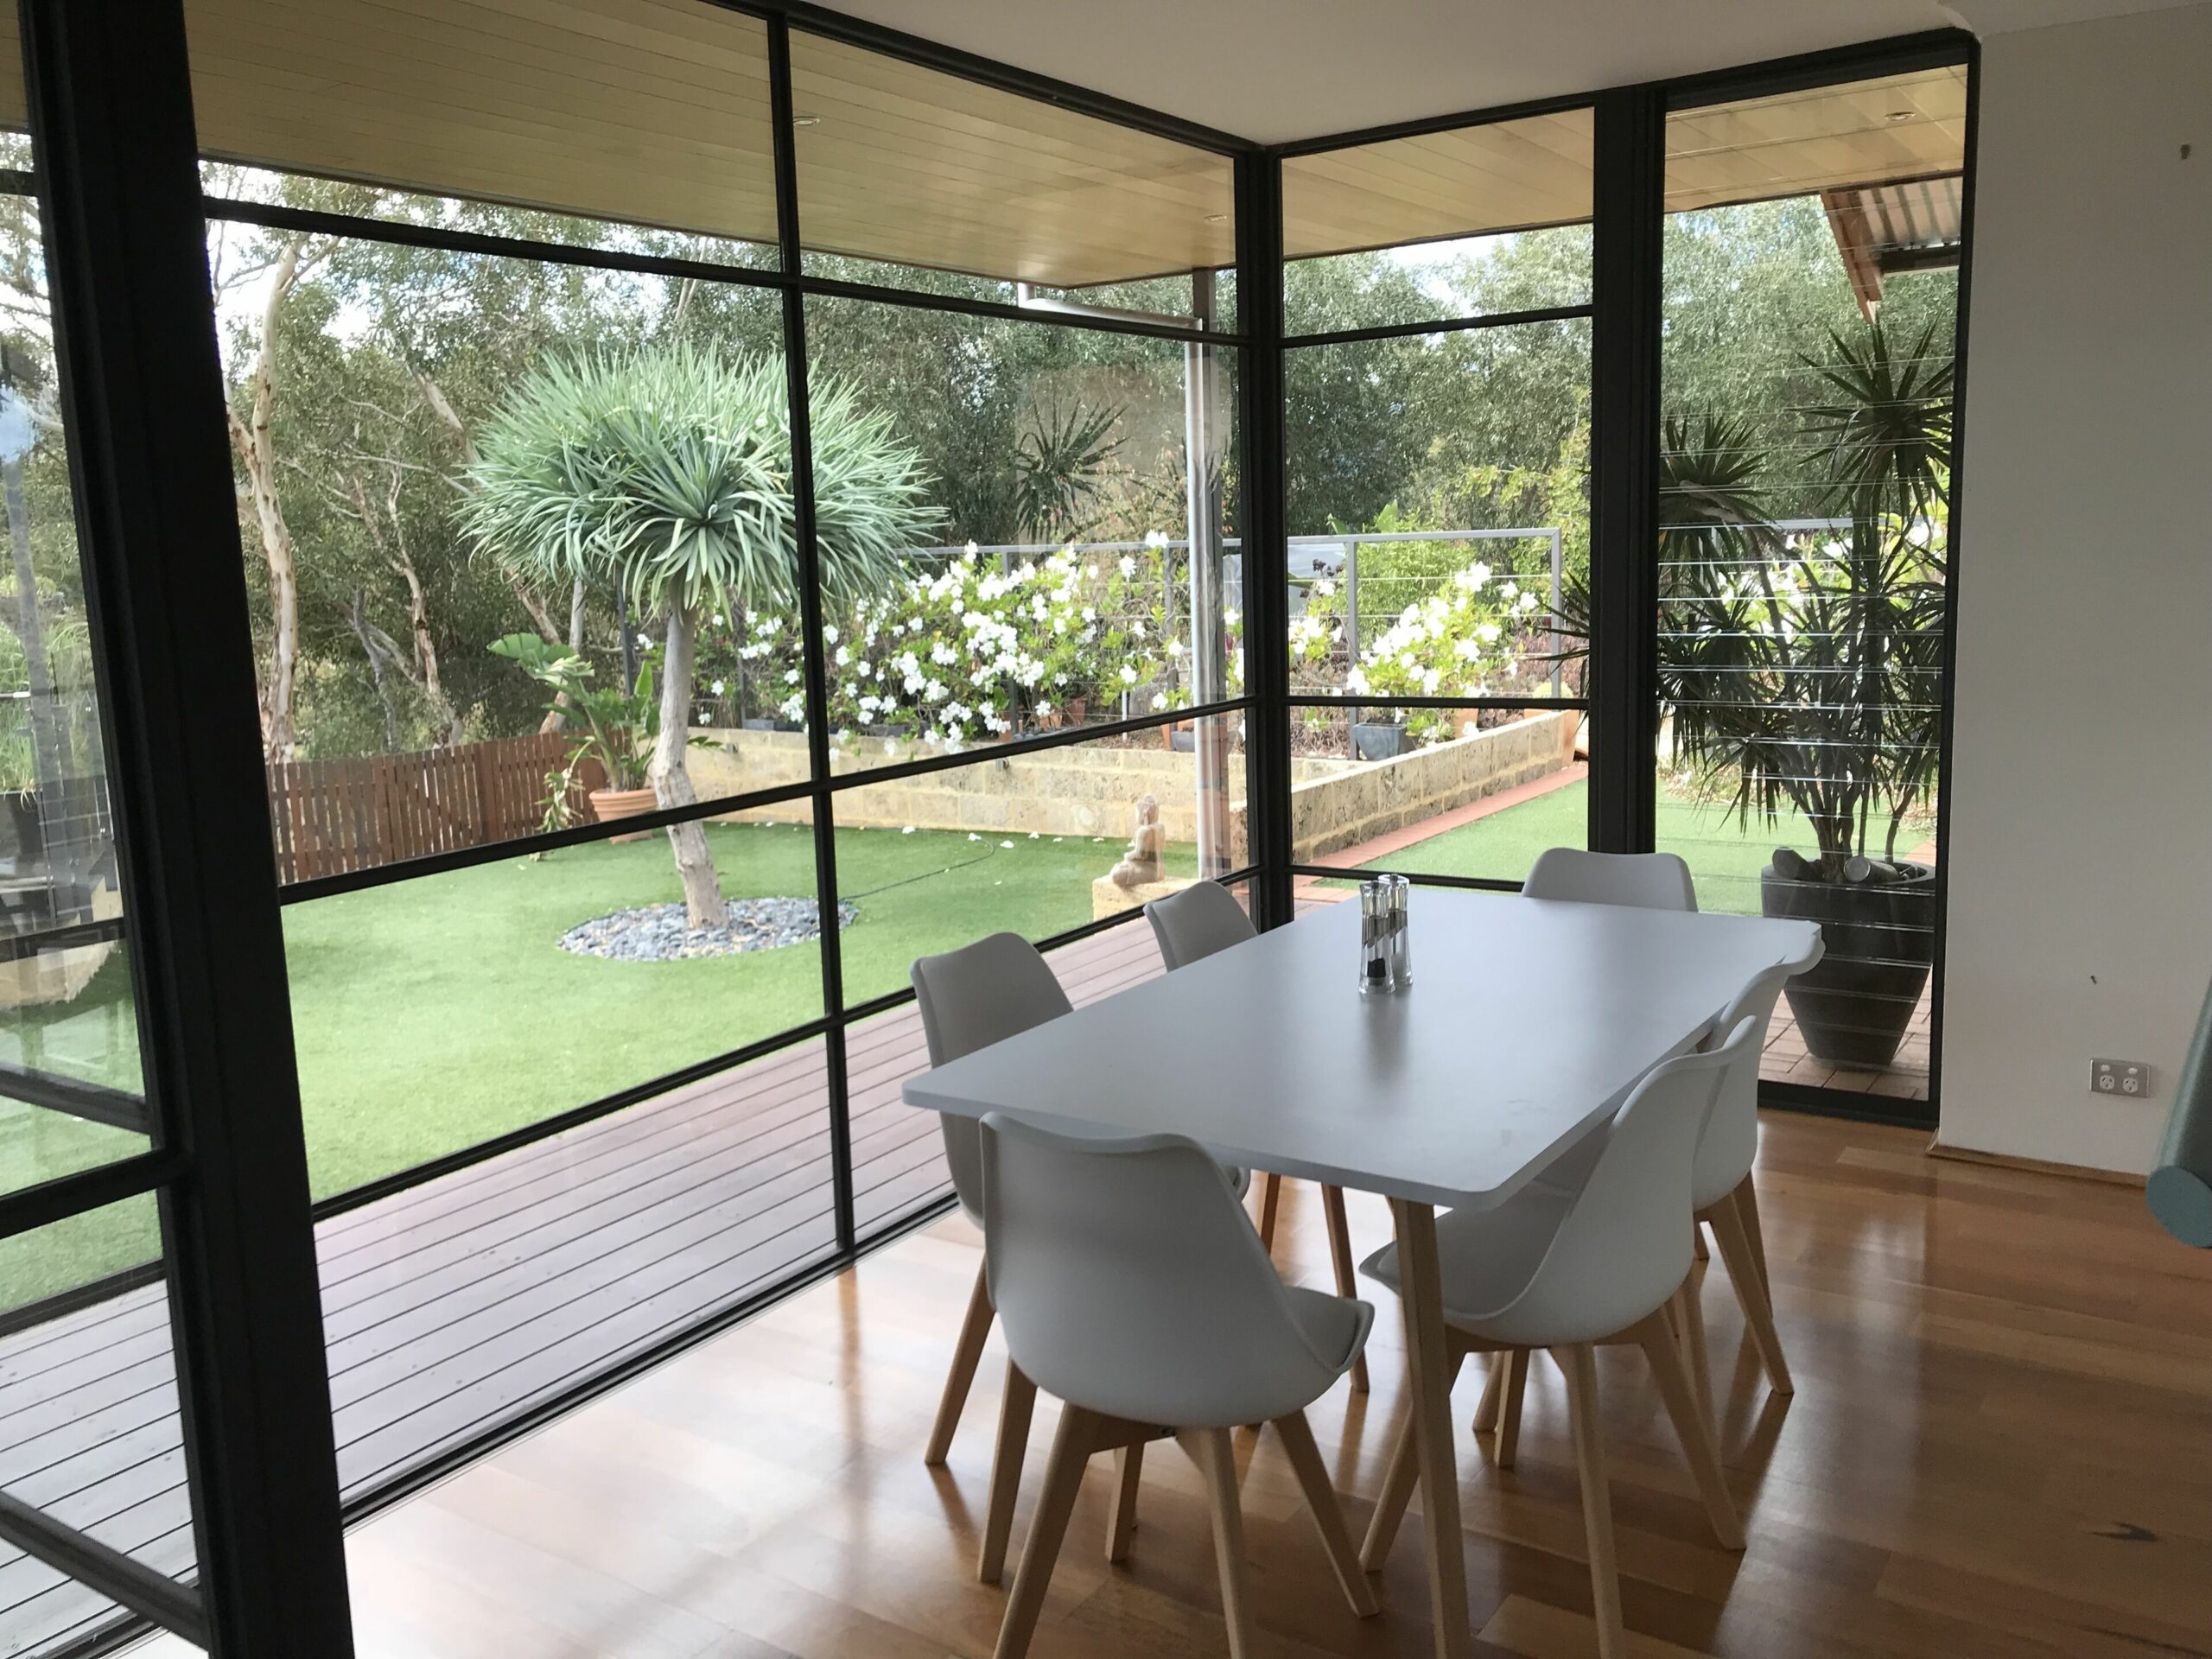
0,918,1169,1657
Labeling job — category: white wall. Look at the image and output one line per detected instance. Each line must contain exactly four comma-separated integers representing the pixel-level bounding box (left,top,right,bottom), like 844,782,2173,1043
1940,3,2212,1172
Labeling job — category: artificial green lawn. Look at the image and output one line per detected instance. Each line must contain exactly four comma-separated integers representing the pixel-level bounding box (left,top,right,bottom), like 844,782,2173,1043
1356,778,1836,915
3,822,1178,1303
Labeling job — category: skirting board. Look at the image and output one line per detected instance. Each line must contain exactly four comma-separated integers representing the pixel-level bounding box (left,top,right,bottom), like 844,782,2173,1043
1925,1139,2146,1188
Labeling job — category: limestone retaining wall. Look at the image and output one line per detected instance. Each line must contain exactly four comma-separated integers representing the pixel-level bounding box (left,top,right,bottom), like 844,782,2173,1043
684,713,1574,857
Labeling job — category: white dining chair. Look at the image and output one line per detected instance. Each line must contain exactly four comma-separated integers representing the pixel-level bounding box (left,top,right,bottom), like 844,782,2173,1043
1523,846,1699,912
912,931,1249,1475
1358,1020,1759,1659
1675,959,1805,1418
977,1113,1379,1659
1146,880,1370,1393
912,932,1074,1471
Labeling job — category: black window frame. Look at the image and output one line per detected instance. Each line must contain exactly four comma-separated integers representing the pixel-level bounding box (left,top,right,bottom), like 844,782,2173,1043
0,5,1975,1654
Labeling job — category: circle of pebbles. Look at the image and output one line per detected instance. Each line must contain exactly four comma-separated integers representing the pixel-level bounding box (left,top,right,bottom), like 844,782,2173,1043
559,897,856,962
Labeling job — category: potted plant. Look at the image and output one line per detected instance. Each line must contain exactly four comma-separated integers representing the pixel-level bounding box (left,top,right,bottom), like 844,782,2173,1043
1659,321,1952,1068
490,632,664,840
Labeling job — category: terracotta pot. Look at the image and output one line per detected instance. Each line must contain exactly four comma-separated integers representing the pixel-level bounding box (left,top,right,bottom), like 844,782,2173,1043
589,785,658,844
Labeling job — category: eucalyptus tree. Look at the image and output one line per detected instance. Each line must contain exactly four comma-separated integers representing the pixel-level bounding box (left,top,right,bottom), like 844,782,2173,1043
464,343,934,928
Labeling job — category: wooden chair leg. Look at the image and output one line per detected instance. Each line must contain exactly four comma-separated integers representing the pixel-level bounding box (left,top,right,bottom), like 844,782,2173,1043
1732,1177,1774,1303
1674,1276,1715,1431
1361,1338,1467,1570
1471,1351,1504,1433
1106,1440,1143,1564
1631,1313,1744,1550
994,1404,1100,1659
1320,1184,1370,1393
1273,1410,1379,1617
1179,1427,1260,1659
927,1260,994,1465
1709,1188,1792,1396
978,1361,1036,1585
1495,1348,1529,1470
1256,1172,1283,1257
1554,1343,1626,1659
1693,1222,1711,1262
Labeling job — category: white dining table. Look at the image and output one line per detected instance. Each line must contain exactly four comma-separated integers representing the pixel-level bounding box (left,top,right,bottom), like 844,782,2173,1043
904,888,1822,1657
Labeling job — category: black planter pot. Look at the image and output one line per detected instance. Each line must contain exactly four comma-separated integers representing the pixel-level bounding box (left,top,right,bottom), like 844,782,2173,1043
1351,721,1406,761
1760,857,1936,1069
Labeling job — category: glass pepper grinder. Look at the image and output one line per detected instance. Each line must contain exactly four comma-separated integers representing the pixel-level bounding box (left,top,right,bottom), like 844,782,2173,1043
1358,874,1412,994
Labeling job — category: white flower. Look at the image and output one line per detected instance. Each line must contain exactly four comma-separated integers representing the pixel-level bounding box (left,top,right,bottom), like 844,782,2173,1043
835,645,851,666
711,613,724,626
1151,693,1167,710
1118,556,1137,578
785,669,801,685
1167,639,1185,658
1132,620,1147,639
902,825,917,835
968,832,982,842
1028,831,1039,839
1313,578,1335,598
709,680,726,696
695,711,710,726
1036,700,1053,718
1000,840,1014,849
963,540,979,556
1119,664,1138,684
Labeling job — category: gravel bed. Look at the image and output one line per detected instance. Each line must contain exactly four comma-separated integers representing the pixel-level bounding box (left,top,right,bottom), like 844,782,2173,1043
559,896,856,961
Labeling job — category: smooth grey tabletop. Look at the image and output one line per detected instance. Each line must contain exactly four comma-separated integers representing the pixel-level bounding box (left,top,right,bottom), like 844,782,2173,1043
904,891,1821,1210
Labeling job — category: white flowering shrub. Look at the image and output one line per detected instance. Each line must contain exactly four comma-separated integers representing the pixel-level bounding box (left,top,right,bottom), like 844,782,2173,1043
696,537,1191,749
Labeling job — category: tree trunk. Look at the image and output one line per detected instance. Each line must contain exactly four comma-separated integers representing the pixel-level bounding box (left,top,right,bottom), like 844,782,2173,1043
535,578,588,736
3,453,71,800
232,234,311,762
653,607,726,931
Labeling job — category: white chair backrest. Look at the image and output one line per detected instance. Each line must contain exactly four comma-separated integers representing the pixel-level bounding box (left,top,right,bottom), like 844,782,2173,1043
1523,848,1698,912
911,933,1072,1219
1147,880,1256,971
1482,1016,1759,1347
980,1113,1352,1427
1692,961,1802,1211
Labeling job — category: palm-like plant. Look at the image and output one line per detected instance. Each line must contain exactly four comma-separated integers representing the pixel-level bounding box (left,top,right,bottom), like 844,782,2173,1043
1664,322,1952,877
465,345,935,928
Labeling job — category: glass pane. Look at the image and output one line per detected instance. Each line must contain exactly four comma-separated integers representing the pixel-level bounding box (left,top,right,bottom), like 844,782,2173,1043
284,818,827,1203
195,216,798,879
1293,709,1584,881
1658,69,1963,1109
184,0,778,266
829,712,1246,1007
0,1198,196,1659
791,31,1235,306
0,169,149,1196
729,295,1239,769
852,902,1175,1240
1284,319,1588,702
321,1039,837,1496
1283,110,1594,335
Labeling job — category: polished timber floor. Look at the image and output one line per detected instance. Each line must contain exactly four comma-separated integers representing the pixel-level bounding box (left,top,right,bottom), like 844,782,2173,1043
133,1113,2212,1659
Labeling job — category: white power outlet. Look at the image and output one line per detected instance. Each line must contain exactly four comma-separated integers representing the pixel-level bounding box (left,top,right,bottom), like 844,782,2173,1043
2090,1058,2151,1099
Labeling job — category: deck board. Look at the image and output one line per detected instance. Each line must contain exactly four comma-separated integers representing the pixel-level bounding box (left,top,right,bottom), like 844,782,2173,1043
0,917,1164,1656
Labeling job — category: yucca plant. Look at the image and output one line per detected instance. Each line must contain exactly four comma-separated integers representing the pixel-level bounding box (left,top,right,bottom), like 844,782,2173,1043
1664,321,1952,877
466,344,936,928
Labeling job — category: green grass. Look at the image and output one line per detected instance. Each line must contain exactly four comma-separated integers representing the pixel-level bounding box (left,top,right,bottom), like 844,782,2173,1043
3,821,1177,1304
1355,778,1843,915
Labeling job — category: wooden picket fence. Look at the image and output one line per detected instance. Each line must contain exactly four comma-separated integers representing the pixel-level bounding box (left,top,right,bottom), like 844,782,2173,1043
265,733,607,885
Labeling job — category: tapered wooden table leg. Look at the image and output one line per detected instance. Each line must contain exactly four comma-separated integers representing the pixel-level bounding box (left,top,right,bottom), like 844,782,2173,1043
1389,1198,1471,1659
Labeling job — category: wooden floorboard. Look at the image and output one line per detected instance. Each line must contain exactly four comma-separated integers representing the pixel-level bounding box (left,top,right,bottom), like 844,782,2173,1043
126,1112,2212,1659
0,919,1161,1656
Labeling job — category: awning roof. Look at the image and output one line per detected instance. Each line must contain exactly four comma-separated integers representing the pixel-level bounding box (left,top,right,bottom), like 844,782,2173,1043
0,5,1966,290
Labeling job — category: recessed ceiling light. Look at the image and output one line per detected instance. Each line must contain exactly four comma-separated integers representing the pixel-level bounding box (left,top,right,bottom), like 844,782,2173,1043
793,115,822,128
